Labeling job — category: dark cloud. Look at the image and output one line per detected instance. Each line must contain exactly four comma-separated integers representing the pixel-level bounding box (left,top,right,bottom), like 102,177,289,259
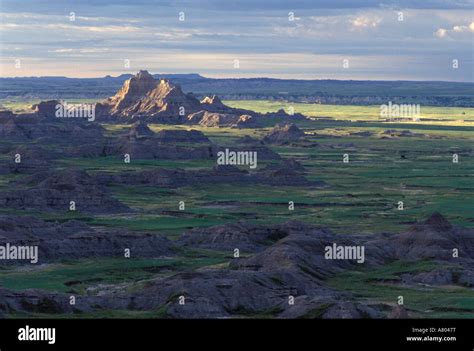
1,0,472,12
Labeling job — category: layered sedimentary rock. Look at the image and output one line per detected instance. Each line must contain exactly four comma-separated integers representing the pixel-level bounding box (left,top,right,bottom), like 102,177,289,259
2,145,52,174
0,216,172,262
96,70,202,122
96,158,321,188
3,71,311,131
94,70,310,127
155,129,211,143
0,214,472,318
229,222,363,291
235,135,263,145
368,212,474,261
109,128,216,160
0,169,129,213
127,120,155,137
178,221,289,252
200,95,229,112
0,114,104,144
68,124,217,160
32,100,61,118
187,110,257,128
263,123,306,144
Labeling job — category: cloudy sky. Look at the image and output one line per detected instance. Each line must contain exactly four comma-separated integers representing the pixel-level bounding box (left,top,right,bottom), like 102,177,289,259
0,0,472,81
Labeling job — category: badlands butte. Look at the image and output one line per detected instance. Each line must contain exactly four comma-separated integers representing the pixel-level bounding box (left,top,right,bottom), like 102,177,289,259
0,71,473,319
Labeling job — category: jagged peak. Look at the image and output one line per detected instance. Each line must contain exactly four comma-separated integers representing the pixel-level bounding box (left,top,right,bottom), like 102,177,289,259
201,95,223,105
101,70,202,118
276,108,289,115
268,123,305,136
135,70,154,80
422,212,452,230
128,120,154,137
157,78,178,91
113,71,157,101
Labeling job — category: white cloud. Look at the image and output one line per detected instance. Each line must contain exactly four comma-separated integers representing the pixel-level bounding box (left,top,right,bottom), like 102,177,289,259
435,21,474,38
351,16,381,29
153,32,193,41
435,28,448,38
49,48,110,54
0,23,21,29
44,24,140,33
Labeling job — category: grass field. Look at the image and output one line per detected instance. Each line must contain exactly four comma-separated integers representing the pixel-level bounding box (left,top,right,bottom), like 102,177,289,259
224,100,474,126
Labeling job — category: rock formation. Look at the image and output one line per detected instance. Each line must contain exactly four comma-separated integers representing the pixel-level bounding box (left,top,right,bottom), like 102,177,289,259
127,120,155,137
94,70,309,127
3,145,52,174
186,110,257,128
368,212,474,261
32,100,61,118
155,129,211,143
0,114,104,144
178,221,289,252
0,214,472,318
0,215,172,262
263,123,306,144
95,158,321,189
200,95,229,112
235,135,263,145
97,70,202,122
0,169,129,213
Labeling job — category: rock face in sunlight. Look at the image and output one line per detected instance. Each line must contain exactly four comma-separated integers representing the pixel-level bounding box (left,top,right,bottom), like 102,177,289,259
200,95,229,112
97,70,202,122
91,70,309,127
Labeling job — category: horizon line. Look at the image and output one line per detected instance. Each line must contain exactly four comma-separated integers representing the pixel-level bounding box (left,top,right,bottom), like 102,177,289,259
0,73,472,84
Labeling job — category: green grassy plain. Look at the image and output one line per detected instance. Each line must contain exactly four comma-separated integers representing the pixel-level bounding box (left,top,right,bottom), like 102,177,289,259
224,100,474,126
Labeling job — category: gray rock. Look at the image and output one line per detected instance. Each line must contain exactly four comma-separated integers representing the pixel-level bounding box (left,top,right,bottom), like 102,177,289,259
178,221,289,252
0,215,172,263
0,169,130,213
263,123,306,144
387,305,409,319
368,212,474,261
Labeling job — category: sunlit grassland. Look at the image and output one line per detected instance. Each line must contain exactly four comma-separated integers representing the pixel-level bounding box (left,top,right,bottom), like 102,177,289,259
0,99,100,114
224,100,474,126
